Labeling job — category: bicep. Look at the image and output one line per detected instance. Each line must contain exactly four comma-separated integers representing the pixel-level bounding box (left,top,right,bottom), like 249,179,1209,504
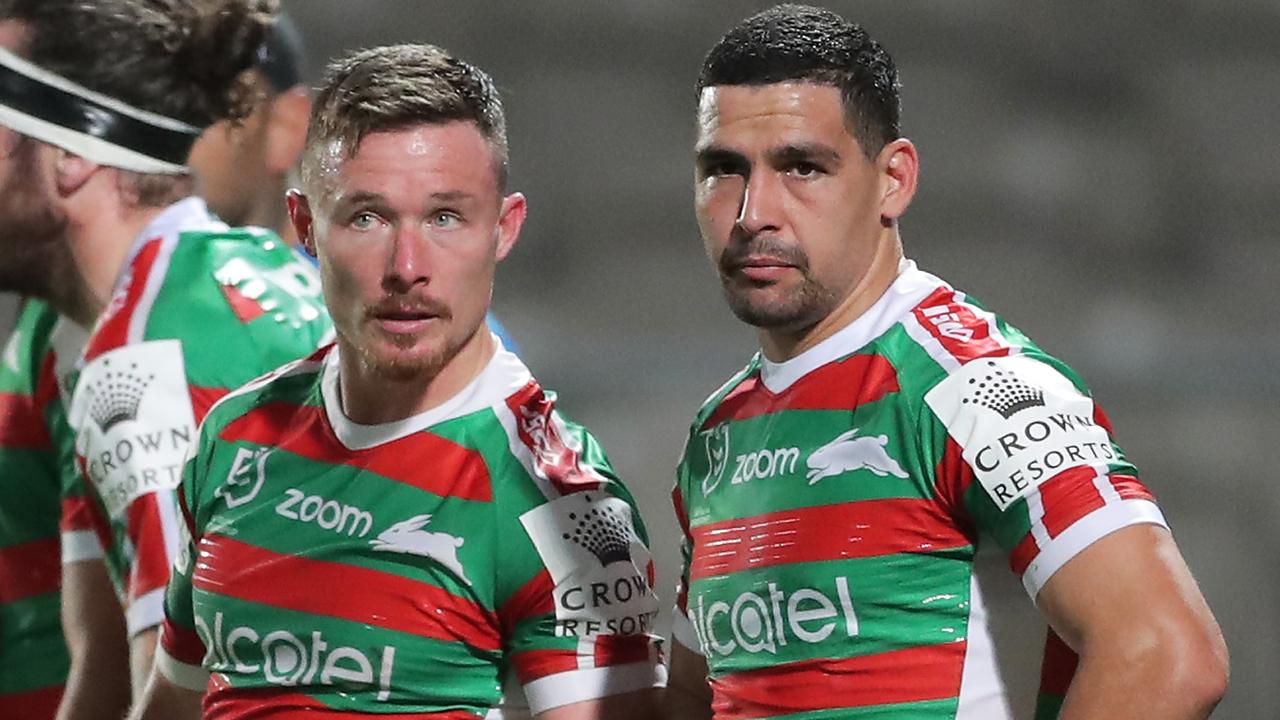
1037,524,1224,659
535,688,660,720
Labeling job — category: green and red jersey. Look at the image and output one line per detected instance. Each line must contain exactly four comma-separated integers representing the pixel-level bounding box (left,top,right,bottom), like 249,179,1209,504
0,298,87,717
672,261,1164,720
155,343,665,717
64,197,332,637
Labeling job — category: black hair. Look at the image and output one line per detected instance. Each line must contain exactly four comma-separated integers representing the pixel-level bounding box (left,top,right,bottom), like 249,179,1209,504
698,4,901,157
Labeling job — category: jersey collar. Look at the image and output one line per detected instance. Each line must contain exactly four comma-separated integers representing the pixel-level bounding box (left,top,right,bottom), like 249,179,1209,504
320,334,533,450
758,259,947,393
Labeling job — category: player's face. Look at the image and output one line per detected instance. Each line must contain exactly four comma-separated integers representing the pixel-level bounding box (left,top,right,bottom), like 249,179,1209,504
0,21,73,298
296,122,523,381
694,82,887,332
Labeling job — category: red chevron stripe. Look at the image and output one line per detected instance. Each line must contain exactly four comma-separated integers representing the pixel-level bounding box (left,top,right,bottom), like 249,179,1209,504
710,641,966,718
84,238,163,362
689,498,967,581
0,537,60,602
194,534,500,651
220,402,492,502
204,674,479,720
0,684,63,719
701,354,899,430
0,390,50,448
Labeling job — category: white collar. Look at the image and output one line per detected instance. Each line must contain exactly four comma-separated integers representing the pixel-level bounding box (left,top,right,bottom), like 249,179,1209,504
758,259,948,393
320,334,532,450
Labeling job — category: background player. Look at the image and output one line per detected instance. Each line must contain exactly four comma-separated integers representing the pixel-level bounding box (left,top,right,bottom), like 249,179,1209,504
132,43,663,718
664,5,1228,720
0,0,333,715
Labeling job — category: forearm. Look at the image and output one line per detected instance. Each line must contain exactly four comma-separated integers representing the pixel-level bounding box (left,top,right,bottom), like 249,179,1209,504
130,627,161,703
1059,640,1227,720
127,663,203,720
56,561,131,720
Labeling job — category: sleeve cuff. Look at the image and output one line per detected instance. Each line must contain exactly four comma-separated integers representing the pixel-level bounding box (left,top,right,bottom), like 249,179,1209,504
156,642,210,692
60,530,104,563
523,660,667,714
1024,498,1167,600
126,587,166,637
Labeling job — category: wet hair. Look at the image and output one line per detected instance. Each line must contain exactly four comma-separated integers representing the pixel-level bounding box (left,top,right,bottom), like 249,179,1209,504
2,0,277,128
698,3,901,158
301,43,509,196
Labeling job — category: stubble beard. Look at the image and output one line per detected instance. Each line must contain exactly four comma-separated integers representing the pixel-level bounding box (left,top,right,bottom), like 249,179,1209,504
717,235,837,332
0,139,80,307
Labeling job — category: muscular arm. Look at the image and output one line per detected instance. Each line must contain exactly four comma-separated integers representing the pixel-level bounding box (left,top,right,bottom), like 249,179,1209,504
127,664,203,720
56,559,131,720
662,644,713,720
538,688,660,720
130,627,160,702
1039,524,1228,719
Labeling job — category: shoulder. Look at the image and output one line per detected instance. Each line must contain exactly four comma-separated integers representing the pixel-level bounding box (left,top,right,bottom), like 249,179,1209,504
686,357,763,435
85,201,330,383
197,345,330,444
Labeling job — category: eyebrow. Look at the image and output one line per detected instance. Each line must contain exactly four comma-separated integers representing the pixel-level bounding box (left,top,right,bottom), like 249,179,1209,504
694,145,744,167
768,143,843,167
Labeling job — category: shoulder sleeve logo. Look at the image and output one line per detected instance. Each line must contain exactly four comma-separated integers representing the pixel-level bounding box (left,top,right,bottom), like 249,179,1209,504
925,355,1114,511
520,492,659,638
83,358,155,432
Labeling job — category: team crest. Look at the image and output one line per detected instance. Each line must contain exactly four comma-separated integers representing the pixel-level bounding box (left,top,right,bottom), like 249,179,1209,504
214,446,272,509
701,423,730,497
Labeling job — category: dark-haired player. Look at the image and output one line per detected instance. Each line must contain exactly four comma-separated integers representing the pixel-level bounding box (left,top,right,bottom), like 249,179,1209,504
0,1,332,716
665,5,1227,719
131,43,663,719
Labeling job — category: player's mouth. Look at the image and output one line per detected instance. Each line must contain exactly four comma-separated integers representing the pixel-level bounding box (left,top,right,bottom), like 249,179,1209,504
728,255,798,283
368,300,449,335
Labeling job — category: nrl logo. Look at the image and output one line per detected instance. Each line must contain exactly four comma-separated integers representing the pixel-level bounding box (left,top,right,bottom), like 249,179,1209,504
806,428,909,484
84,358,155,432
214,446,272,509
701,423,730,497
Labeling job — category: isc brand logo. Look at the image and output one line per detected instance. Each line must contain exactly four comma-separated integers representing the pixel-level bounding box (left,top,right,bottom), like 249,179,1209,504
920,304,975,342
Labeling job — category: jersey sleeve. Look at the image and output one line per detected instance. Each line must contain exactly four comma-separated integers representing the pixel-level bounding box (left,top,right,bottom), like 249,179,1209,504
669,433,703,656
921,352,1166,599
155,418,215,692
494,392,664,714
67,339,196,636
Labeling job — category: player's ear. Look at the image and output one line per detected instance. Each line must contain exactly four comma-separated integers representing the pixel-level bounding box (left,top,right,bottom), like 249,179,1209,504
286,189,316,256
494,192,526,261
876,138,918,224
52,148,98,197
265,88,310,175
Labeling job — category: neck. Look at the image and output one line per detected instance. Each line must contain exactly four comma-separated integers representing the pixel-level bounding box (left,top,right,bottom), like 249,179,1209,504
760,231,904,363
60,199,166,327
337,328,495,425
248,184,296,246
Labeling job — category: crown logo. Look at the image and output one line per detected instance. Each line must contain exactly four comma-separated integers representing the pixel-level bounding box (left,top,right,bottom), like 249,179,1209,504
86,359,155,432
560,494,633,567
961,360,1045,419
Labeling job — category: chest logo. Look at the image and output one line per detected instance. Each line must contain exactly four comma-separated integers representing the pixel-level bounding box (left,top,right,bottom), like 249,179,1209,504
806,428,908,484
215,446,272,508
371,514,471,586
701,423,731,497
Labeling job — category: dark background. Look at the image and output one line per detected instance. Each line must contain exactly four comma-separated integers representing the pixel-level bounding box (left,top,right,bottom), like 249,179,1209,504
6,2,1274,716
288,3,1280,717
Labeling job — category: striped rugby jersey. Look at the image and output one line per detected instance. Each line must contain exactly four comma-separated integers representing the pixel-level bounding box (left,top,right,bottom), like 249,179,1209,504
0,299,85,717
65,197,332,637
156,342,665,717
671,261,1165,720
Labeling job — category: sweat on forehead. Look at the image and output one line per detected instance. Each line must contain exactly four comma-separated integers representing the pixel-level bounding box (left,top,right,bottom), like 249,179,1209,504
299,43,509,198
